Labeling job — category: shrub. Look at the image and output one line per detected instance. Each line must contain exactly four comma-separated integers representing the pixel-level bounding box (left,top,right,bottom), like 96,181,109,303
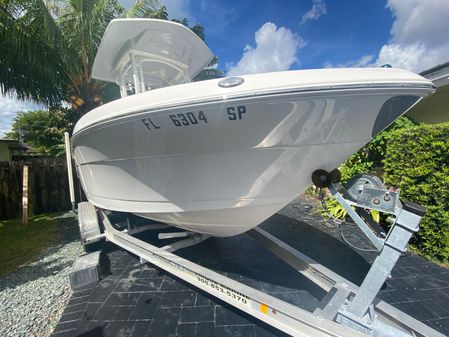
365,116,417,167
338,116,417,183
339,150,373,183
384,123,449,262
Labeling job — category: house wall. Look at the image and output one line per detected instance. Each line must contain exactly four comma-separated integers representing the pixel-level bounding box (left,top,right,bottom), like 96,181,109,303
408,85,449,124
0,143,11,162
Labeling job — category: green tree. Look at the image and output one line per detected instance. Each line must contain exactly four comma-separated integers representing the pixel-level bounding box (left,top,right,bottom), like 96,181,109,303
0,0,169,116
5,108,77,155
0,0,66,105
1,1,220,154
1,0,220,117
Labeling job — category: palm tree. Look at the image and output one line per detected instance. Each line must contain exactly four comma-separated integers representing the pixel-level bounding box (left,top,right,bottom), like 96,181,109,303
0,0,66,105
0,0,169,116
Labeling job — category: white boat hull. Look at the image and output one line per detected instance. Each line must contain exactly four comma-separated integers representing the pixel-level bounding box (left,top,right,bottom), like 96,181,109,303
72,69,434,236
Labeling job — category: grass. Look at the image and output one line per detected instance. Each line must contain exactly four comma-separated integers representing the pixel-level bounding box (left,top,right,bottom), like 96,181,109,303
0,214,59,277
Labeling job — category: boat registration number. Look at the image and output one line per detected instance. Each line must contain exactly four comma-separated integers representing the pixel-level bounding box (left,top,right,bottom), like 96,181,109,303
140,105,247,130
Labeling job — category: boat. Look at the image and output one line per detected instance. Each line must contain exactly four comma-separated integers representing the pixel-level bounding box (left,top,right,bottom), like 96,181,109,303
71,18,435,237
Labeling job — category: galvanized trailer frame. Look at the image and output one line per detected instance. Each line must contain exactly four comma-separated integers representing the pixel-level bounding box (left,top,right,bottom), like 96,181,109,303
97,210,365,337
75,189,444,337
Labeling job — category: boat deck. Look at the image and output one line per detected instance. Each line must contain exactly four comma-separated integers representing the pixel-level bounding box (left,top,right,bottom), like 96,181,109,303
51,197,449,337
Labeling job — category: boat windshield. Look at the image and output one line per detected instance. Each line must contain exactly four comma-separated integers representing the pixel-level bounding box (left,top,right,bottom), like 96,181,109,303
116,50,191,97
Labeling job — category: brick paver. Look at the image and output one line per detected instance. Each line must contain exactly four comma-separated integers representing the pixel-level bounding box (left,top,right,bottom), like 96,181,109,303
51,197,449,337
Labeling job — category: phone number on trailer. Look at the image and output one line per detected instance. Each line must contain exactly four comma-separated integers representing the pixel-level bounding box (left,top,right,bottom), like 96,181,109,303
195,274,250,305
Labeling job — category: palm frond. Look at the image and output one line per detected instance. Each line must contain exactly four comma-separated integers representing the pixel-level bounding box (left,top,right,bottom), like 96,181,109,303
190,23,205,41
0,0,66,105
125,0,167,19
59,0,119,80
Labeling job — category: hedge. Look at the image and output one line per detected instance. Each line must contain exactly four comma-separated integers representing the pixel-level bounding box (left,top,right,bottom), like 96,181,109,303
384,123,449,262
337,117,417,183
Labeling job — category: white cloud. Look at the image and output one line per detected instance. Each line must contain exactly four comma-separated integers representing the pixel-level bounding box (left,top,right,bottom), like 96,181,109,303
375,0,449,72
324,54,374,68
0,95,44,138
300,0,327,26
227,23,303,76
376,44,426,71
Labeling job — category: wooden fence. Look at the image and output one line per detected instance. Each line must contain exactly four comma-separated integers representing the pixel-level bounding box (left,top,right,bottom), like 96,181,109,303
0,157,80,220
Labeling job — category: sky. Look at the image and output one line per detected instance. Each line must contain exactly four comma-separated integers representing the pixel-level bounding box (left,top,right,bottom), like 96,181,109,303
1,0,449,137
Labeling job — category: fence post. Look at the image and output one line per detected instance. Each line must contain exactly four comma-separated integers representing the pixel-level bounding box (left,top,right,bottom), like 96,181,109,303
22,164,28,225
64,132,76,211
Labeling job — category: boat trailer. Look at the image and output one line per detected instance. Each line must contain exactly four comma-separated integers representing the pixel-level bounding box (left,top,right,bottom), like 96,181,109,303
72,170,444,337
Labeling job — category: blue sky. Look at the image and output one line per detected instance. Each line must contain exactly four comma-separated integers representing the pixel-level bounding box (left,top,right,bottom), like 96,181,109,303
185,0,393,71
152,0,449,73
1,0,449,137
